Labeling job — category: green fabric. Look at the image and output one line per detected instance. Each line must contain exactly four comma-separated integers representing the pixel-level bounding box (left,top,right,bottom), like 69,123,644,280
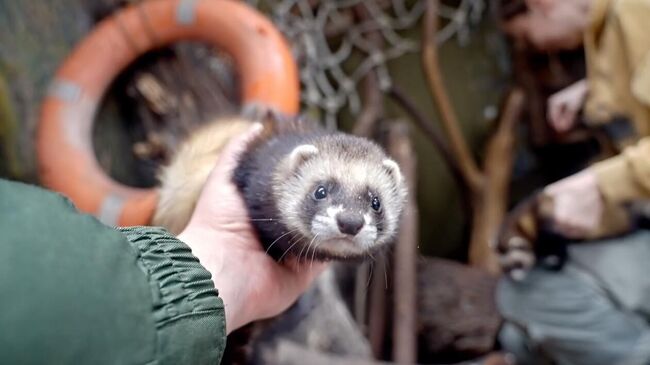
0,179,226,364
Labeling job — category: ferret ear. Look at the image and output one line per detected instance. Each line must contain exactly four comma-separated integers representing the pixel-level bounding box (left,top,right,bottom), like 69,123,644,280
289,144,319,170
382,159,403,183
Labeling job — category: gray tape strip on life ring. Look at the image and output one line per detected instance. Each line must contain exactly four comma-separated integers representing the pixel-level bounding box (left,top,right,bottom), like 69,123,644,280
47,79,82,103
177,0,198,25
97,192,126,226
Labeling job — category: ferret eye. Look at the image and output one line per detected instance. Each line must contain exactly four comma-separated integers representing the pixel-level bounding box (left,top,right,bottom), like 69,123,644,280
371,196,381,211
314,186,328,200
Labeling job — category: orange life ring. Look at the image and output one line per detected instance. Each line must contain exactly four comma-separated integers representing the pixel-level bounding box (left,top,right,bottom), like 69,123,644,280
37,0,299,227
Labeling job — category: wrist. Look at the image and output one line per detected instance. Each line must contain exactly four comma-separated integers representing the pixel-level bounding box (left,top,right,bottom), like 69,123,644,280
178,227,252,334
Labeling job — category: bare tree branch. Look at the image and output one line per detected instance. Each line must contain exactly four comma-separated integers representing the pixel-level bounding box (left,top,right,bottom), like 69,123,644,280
469,88,526,274
422,0,484,194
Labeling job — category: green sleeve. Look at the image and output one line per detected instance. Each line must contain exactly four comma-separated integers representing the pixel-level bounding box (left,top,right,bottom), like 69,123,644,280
0,179,226,364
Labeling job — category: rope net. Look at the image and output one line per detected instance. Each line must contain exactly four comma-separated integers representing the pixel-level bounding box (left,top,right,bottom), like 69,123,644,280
247,0,486,128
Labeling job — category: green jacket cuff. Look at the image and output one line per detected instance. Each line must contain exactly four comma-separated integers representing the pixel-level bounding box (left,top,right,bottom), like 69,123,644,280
119,226,227,364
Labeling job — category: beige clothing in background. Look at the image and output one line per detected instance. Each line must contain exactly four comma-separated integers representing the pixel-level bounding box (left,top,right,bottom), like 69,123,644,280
583,0,650,214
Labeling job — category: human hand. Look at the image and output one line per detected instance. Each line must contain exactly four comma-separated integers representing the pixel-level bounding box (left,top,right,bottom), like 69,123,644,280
543,170,603,239
178,123,328,334
547,79,588,133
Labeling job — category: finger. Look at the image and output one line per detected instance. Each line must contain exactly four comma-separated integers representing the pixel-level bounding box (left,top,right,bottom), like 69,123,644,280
208,122,264,182
547,100,561,128
550,104,571,132
554,112,570,133
556,109,577,133
551,107,571,133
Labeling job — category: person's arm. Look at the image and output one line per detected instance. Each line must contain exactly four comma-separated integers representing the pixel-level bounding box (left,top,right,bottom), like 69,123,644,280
591,136,650,205
589,2,650,205
542,0,650,238
0,179,226,365
541,137,650,239
0,124,325,364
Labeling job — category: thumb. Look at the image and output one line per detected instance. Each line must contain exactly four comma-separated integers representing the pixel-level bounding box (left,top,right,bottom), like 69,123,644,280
554,110,573,133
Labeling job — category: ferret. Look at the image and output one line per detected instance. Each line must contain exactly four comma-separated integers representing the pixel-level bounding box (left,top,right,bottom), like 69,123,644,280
153,113,408,260
497,193,569,281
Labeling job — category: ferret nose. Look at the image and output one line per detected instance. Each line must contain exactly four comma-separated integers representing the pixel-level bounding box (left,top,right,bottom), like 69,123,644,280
336,212,364,236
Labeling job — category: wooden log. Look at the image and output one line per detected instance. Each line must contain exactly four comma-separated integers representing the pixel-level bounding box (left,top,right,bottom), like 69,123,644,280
417,257,502,362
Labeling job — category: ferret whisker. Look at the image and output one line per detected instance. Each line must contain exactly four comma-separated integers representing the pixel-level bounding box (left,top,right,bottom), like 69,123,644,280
297,234,316,264
366,261,374,289
285,232,303,257
265,229,300,255
295,236,310,272
306,234,319,267
296,234,318,272
278,236,305,262
297,241,308,264
310,238,322,270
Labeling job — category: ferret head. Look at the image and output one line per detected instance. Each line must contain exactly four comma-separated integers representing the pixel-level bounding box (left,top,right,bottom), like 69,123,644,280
273,134,408,260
